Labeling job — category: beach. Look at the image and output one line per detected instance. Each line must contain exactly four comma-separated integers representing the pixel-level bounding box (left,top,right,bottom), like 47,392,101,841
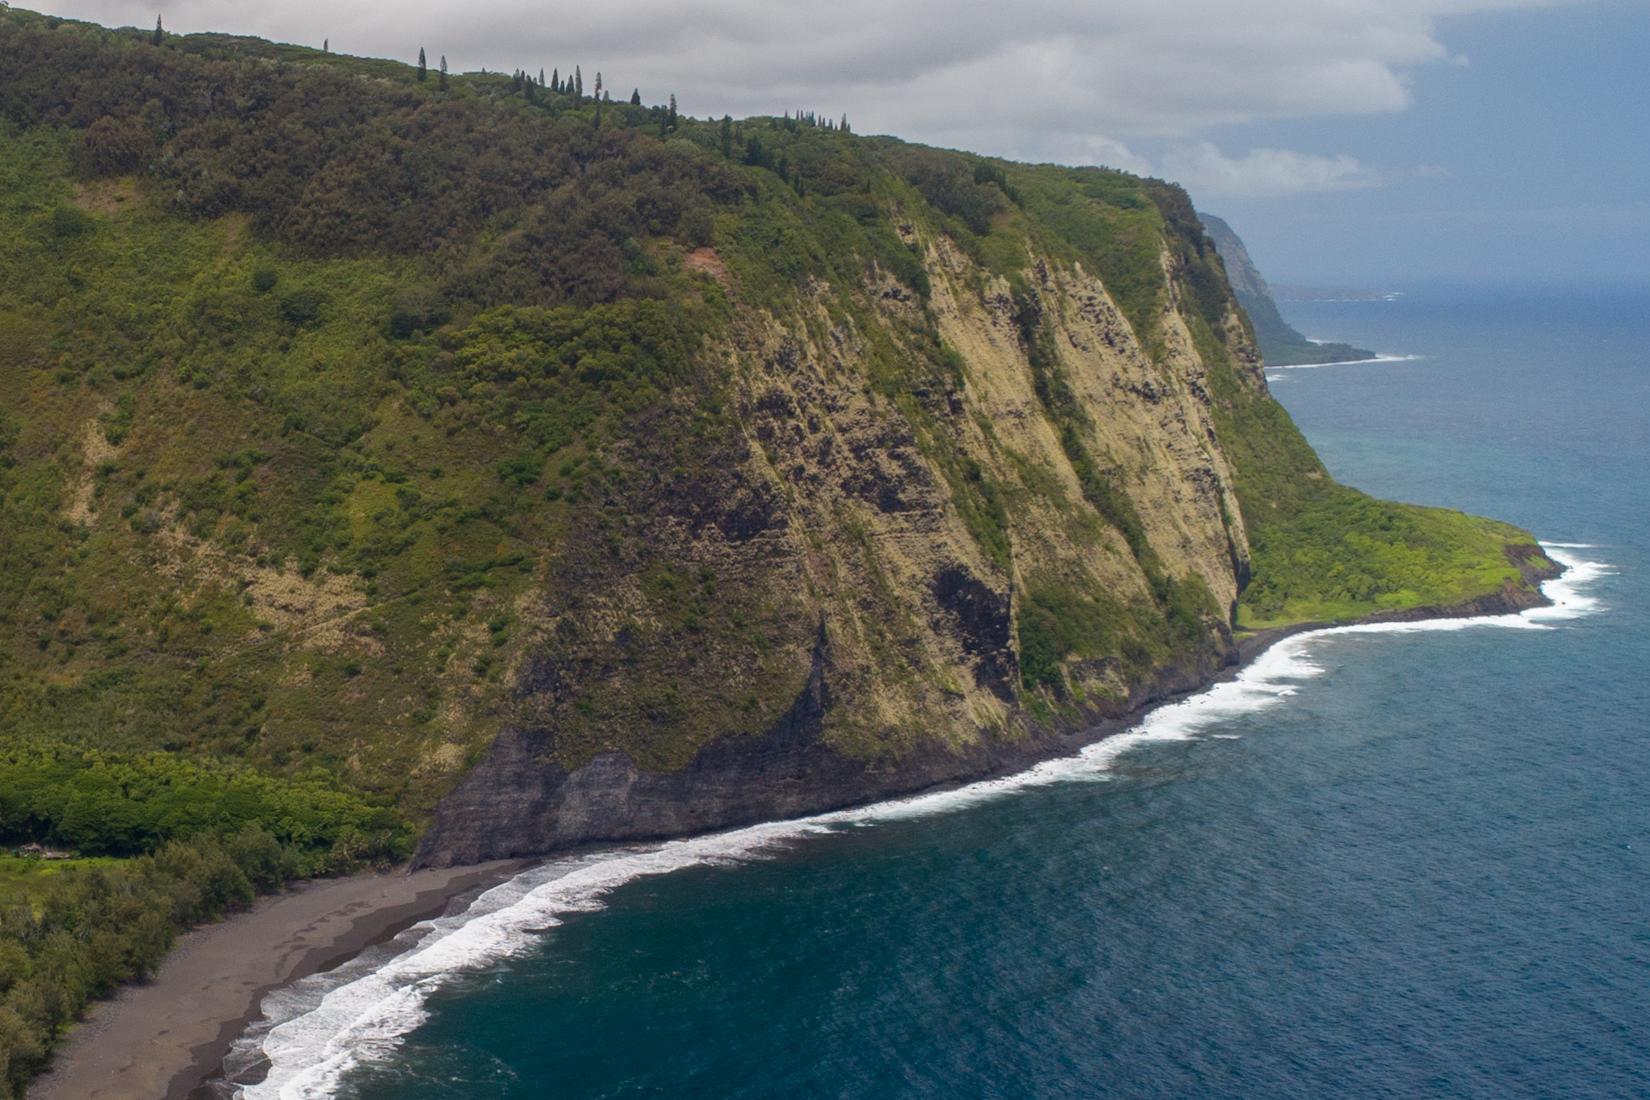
26,548,1588,1100
27,861,523,1100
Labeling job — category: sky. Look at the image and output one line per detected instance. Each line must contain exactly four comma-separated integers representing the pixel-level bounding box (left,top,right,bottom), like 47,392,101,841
25,0,1650,286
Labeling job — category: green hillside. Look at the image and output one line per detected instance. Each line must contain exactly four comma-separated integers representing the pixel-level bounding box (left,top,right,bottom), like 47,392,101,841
0,9,1546,1091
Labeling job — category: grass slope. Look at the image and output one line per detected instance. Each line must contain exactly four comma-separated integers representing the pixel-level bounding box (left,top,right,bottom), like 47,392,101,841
0,8,1544,1092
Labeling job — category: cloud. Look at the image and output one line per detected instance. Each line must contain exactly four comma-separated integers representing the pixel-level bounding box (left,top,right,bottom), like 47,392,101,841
1154,143,1381,199
32,0,1578,199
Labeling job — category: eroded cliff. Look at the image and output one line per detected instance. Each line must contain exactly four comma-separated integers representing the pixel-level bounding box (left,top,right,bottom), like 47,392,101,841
0,8,1548,871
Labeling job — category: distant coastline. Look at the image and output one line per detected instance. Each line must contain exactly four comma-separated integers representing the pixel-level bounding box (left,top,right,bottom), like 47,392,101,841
1270,285,1403,303
1265,353,1422,371
1197,212,1381,365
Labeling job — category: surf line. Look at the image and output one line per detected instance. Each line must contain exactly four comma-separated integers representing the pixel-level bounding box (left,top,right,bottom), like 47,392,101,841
231,543,1607,1099
1266,353,1423,371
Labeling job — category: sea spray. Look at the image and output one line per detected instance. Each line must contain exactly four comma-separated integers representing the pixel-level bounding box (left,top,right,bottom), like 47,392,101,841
231,544,1607,1099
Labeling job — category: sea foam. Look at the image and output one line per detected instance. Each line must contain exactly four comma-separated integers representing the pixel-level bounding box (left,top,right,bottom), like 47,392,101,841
1265,353,1423,372
231,542,1608,1099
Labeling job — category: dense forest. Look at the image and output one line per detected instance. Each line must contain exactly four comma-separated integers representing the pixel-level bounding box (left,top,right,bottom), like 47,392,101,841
0,8,1543,1092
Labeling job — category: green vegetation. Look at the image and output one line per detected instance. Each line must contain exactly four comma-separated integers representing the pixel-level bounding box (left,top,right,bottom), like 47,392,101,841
0,8,1545,1089
0,830,307,1095
0,745,408,861
1198,315,1531,629
1008,287,1224,695
1249,334,1375,369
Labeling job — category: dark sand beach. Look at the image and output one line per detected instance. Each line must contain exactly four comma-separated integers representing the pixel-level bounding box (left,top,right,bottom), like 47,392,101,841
28,861,522,1100
27,564,1560,1100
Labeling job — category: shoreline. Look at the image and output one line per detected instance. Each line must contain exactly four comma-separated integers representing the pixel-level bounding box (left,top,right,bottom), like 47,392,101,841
28,861,526,1100
30,563,1562,1100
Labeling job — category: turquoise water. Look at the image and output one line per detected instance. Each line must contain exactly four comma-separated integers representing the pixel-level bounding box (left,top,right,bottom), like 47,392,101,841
234,283,1648,1099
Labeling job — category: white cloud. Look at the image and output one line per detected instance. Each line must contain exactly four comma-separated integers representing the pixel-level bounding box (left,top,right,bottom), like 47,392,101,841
32,0,1581,201
1155,143,1382,199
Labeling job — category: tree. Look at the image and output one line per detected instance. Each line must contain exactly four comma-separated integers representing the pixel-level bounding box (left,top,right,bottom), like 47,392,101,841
594,72,602,102
150,15,163,46
551,68,559,94
668,93,678,128
438,55,448,91
539,67,545,86
323,38,329,54
574,66,583,100
630,88,641,106
417,47,427,82
718,114,733,158
841,114,850,134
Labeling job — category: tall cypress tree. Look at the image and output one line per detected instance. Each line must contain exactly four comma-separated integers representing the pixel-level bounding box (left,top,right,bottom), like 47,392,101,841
151,16,163,46
574,66,583,100
630,88,641,106
438,55,448,91
417,47,427,82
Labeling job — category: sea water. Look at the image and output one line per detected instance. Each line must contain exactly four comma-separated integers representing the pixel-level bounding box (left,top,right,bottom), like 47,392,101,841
229,281,1648,1099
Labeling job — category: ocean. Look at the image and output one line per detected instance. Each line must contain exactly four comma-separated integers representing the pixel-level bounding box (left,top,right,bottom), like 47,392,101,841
226,281,1648,1100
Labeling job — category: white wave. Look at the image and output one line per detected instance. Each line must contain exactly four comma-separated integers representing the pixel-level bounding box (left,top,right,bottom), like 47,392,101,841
234,542,1608,1099
1266,353,1422,371
1525,545,1613,621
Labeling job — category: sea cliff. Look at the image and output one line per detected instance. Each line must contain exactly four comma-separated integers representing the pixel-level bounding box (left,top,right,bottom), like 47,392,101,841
0,0,1548,934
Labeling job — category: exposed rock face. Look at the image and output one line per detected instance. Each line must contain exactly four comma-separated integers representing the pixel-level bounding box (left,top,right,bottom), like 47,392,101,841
418,623,1230,866
0,12,1556,884
415,226,1271,867
324,184,1547,867
420,547,1560,867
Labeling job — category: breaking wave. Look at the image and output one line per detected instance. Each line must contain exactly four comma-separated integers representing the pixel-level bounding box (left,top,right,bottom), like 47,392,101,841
230,543,1608,1099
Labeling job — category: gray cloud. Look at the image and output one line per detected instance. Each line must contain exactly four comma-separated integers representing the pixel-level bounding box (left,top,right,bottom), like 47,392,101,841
31,0,1576,198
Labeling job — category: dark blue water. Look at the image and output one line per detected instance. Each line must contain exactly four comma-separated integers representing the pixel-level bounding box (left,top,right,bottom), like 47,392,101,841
250,283,1649,1099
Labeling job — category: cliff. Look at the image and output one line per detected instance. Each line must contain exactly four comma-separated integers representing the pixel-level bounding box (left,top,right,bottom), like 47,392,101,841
1198,212,1376,366
0,8,1548,873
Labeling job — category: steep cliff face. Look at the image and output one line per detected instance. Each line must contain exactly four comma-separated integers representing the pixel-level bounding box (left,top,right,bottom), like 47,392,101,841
414,219,1278,865
0,9,1549,871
